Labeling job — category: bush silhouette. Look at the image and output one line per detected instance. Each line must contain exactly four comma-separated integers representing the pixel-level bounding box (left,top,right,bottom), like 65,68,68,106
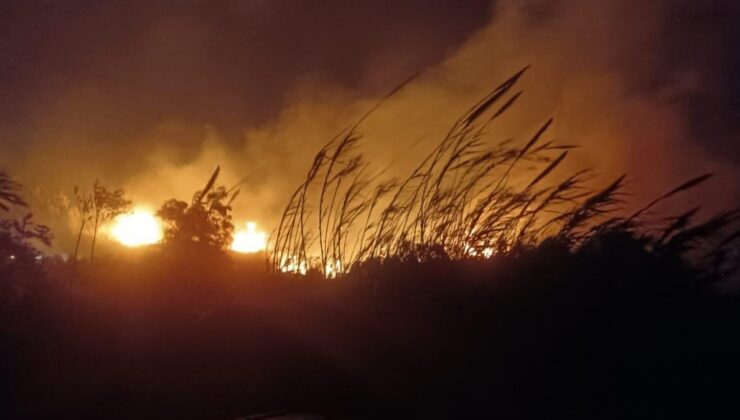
0,172,51,302
157,166,238,254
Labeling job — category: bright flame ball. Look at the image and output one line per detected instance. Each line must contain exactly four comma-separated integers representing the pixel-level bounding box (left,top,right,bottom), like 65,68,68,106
111,209,163,247
231,222,267,253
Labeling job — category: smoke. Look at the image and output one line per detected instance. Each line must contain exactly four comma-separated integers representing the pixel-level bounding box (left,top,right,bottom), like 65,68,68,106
2,0,739,253
227,0,740,227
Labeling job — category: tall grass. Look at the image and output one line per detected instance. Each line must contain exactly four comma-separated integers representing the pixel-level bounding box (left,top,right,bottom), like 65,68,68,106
271,68,740,278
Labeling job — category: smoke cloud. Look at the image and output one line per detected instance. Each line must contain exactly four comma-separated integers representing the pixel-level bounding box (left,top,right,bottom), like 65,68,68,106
1,0,738,253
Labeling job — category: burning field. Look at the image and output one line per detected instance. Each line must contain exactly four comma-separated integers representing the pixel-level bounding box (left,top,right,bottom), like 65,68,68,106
2,1,740,418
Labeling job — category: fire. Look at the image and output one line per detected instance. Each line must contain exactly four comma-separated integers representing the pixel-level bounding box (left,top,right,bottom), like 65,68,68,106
110,209,163,247
231,222,267,253
280,256,308,275
324,260,343,278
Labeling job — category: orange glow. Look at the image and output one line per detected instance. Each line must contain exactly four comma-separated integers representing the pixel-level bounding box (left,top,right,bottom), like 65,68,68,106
279,256,308,275
231,222,267,253
324,259,343,278
110,209,163,247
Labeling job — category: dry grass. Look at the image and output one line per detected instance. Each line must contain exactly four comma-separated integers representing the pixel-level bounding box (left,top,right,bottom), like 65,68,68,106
269,69,738,279
270,68,738,276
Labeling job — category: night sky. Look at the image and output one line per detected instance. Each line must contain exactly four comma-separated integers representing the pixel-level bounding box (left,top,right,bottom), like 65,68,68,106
1,0,739,248
0,1,490,147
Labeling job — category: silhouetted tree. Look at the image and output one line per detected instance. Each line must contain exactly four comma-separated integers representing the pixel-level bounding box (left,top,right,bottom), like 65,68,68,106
0,172,51,247
157,167,238,252
0,172,27,211
89,181,131,261
71,181,130,262
0,172,51,289
71,186,92,262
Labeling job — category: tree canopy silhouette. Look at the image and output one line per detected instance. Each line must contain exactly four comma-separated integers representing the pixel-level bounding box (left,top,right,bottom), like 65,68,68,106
1,172,51,289
89,181,131,261
157,166,238,252
71,181,130,262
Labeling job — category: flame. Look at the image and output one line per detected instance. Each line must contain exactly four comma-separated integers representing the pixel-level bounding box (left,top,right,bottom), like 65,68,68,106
464,242,495,258
280,256,308,275
231,222,267,253
110,209,163,247
276,256,341,277
324,259,343,278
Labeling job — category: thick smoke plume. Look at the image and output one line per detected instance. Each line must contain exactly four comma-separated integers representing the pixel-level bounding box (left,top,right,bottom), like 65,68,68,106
1,0,738,253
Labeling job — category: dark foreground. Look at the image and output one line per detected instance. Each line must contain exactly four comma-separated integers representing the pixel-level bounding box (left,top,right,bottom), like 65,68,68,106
2,244,740,419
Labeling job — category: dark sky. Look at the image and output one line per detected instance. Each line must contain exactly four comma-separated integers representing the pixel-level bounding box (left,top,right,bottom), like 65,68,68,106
2,0,739,162
0,0,491,148
651,0,740,162
1,0,739,248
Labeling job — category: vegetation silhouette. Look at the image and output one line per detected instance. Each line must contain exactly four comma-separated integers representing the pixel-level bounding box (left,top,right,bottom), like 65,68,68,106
1,172,51,300
89,181,131,261
71,181,131,262
272,67,739,282
157,166,239,254
1,69,740,418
